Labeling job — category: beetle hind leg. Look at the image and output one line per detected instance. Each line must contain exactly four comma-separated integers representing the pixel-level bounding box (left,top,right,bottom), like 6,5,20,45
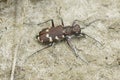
27,43,53,59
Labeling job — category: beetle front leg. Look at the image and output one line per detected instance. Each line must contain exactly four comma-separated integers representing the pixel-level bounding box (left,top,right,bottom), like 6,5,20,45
66,37,78,57
66,37,88,64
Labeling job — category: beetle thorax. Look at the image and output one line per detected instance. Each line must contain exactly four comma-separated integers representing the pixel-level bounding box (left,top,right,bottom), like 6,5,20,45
72,24,81,36
64,24,81,36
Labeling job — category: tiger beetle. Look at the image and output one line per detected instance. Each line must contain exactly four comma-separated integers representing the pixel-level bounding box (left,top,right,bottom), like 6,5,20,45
28,18,102,64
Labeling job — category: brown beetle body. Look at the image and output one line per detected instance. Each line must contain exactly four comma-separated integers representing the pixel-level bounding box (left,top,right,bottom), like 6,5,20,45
36,20,81,45
35,19,88,63
37,25,65,44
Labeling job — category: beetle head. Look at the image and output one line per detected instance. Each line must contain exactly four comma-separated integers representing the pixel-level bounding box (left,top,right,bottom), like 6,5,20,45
72,24,81,36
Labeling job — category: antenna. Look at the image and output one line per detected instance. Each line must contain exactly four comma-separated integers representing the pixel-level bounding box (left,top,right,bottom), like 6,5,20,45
73,19,102,29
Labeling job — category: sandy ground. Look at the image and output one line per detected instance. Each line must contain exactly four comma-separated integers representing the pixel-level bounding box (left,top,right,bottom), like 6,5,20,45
0,0,120,80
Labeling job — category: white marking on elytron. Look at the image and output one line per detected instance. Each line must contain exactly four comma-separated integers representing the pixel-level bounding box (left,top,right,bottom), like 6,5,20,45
46,29,49,32
37,36,43,42
55,36,59,40
62,35,65,38
37,36,40,41
49,37,53,42
46,34,49,38
46,34,53,42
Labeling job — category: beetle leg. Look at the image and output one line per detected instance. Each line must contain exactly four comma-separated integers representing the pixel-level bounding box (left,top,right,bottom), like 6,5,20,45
81,33,103,46
66,37,89,64
27,43,53,59
37,19,55,27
